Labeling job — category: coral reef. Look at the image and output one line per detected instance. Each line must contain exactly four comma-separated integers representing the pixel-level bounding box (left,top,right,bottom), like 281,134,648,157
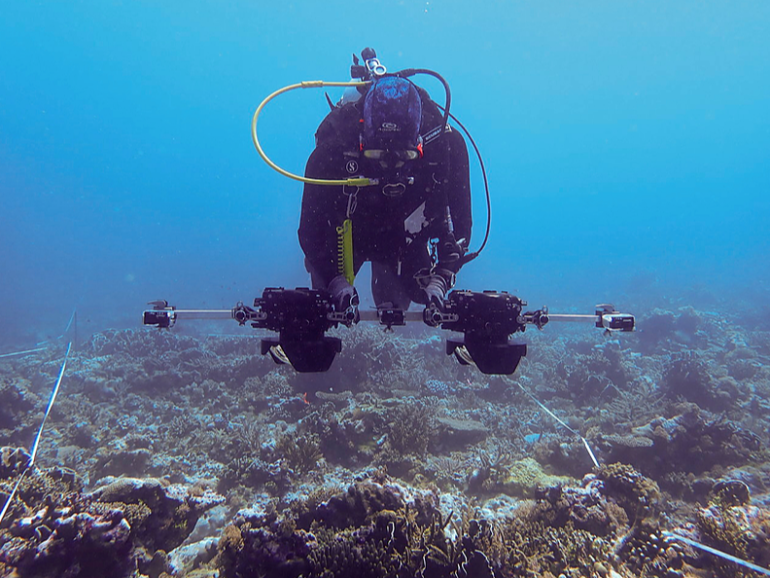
275,432,323,476
1,498,134,578
595,403,766,498
1,297,769,577
216,478,493,578
499,457,573,498
0,455,224,577
694,480,770,577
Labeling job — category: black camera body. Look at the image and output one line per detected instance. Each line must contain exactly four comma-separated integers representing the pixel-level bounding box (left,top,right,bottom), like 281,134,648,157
251,288,342,373
442,290,529,375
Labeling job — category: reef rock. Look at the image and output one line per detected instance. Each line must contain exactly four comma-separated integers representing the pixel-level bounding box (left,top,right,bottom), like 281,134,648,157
89,476,226,555
1,502,133,578
435,416,489,449
500,457,573,498
689,480,770,577
597,403,763,492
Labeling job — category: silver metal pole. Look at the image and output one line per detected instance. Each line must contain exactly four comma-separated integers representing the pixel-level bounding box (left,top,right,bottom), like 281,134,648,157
546,314,598,324
172,309,234,320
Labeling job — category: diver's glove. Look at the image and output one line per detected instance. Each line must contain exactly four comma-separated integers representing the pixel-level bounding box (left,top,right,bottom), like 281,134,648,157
421,269,453,308
328,274,359,318
438,234,462,267
437,232,468,272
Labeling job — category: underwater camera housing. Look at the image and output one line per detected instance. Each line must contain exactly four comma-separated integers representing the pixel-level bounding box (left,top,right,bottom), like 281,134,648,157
244,288,540,374
438,290,533,375
595,303,635,332
241,288,343,373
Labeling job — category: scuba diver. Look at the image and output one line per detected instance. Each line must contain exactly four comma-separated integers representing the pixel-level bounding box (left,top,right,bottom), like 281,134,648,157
142,50,635,376
298,50,473,315
143,49,635,375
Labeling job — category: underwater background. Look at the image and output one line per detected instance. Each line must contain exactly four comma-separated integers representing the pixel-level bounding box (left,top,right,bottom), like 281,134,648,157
2,2,770,578
2,1,768,340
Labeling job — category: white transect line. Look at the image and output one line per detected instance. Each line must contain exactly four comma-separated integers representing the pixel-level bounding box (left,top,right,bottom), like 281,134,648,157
0,342,71,525
62,309,77,335
29,342,71,464
0,474,26,525
520,389,770,575
664,531,770,576
0,347,49,359
516,382,600,469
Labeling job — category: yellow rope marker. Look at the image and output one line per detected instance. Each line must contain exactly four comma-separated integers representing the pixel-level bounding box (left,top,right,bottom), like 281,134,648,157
251,80,374,187
336,219,355,285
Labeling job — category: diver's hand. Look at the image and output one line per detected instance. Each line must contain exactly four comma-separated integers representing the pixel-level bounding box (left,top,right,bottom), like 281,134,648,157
422,274,448,308
328,275,359,315
437,233,467,270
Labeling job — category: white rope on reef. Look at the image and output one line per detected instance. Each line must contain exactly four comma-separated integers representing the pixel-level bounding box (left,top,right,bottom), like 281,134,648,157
61,309,77,337
0,347,49,359
0,342,71,525
515,386,770,575
516,382,600,469
1,310,77,359
0,473,26,525
663,531,770,576
29,342,70,464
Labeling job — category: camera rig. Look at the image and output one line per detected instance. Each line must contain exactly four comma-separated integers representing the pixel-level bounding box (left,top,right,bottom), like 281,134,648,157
143,288,634,375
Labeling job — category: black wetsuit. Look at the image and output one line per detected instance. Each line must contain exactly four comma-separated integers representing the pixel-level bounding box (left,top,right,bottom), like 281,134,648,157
298,88,472,308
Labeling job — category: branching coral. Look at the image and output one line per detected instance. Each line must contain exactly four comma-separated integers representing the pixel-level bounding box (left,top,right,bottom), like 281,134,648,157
0,378,36,433
467,440,515,494
663,351,718,407
497,518,610,578
231,421,263,458
606,377,666,426
425,454,471,489
276,433,323,476
167,413,202,439
384,401,437,458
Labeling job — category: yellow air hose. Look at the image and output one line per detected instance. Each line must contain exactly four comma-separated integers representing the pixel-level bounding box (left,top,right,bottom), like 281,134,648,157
251,80,374,186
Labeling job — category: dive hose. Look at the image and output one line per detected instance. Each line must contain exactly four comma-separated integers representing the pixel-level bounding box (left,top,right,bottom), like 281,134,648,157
251,80,374,187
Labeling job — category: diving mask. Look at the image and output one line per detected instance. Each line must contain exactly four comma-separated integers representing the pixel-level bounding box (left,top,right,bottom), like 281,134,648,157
362,148,421,169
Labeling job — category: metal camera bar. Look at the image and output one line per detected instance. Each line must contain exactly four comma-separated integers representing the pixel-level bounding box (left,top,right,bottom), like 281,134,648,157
143,289,634,375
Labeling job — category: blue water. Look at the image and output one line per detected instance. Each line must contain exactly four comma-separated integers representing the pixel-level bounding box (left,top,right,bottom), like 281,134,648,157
1,1,768,345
